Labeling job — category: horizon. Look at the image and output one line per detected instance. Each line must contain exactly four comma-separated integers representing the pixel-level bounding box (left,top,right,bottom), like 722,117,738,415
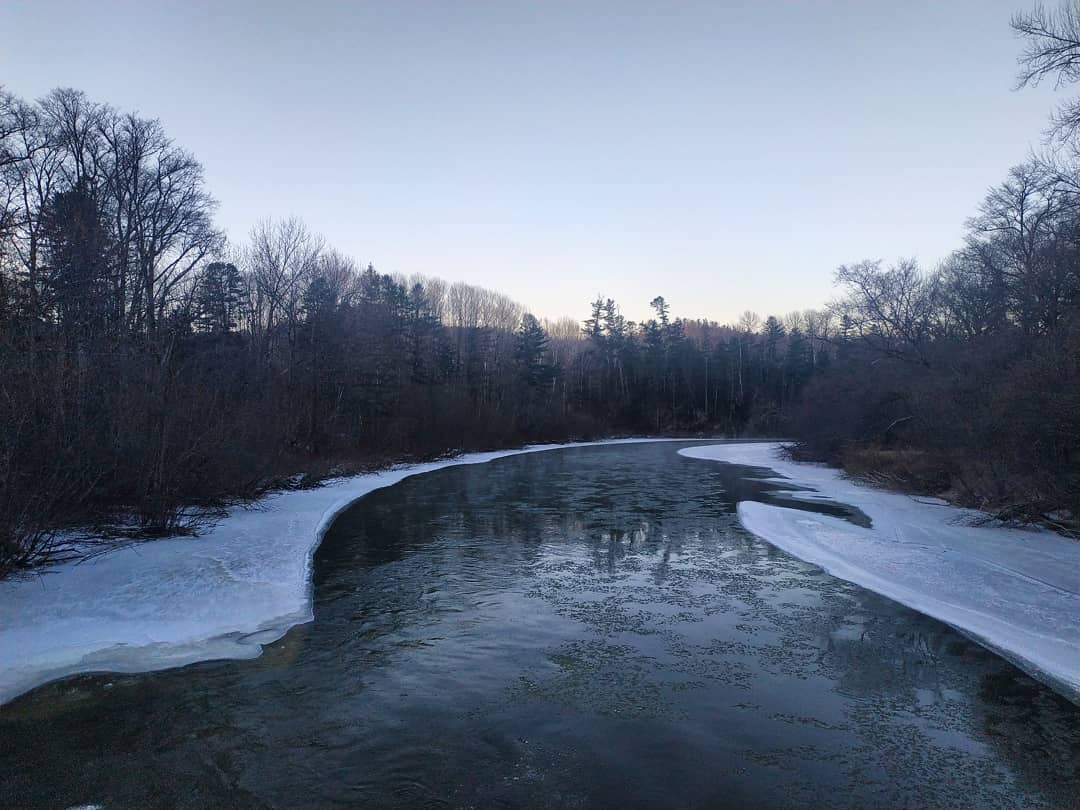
0,0,1062,324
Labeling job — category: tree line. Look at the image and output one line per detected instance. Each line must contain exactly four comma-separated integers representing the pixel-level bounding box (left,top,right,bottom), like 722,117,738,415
0,87,824,573
2,1,1078,573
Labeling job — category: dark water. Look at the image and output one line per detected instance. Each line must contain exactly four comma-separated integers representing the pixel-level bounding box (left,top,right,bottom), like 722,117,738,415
2,442,1079,809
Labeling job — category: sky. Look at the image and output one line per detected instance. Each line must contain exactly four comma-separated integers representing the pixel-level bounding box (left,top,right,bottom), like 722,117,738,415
0,0,1063,325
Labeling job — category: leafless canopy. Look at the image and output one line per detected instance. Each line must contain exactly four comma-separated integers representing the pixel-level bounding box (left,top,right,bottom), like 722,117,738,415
1013,1,1080,143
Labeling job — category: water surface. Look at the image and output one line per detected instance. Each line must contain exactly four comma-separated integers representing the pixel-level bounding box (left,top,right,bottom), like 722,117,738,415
2,442,1078,808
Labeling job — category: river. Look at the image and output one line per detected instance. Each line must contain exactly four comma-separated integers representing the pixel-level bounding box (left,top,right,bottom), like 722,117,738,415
1,442,1077,808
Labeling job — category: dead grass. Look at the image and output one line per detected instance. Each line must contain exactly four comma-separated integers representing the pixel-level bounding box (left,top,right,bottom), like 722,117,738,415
840,446,954,495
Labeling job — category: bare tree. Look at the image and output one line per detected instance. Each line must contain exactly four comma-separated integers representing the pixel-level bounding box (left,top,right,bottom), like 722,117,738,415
964,160,1079,333
1014,1,1080,143
736,310,760,333
38,89,108,190
2,96,62,321
782,310,806,334
544,316,582,341
413,274,447,323
833,259,940,364
95,111,222,336
313,248,360,306
247,217,323,345
0,87,41,172
802,308,834,366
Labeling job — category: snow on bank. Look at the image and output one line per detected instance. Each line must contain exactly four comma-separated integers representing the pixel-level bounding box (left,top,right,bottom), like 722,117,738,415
0,439,681,706
680,443,1080,703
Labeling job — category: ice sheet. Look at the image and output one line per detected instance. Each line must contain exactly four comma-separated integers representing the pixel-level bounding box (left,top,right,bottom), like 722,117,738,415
680,442,1080,702
0,439,680,705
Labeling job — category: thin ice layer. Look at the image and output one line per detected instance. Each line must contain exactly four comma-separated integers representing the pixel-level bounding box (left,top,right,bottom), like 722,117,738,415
679,442,1080,703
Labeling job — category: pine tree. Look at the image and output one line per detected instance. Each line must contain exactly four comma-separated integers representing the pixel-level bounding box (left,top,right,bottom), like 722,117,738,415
515,313,553,387
583,296,605,344
763,315,786,364
194,262,245,334
40,180,112,337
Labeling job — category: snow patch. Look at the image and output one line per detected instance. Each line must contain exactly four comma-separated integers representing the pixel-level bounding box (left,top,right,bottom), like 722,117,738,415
680,442,1080,703
0,439,681,706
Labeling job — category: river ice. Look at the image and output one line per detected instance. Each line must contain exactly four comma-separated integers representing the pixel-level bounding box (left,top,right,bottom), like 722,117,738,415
0,440,680,706
3,439,1076,707
680,442,1080,703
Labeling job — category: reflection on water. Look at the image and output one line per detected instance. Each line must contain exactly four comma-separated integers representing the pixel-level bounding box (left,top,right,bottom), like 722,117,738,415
1,442,1077,809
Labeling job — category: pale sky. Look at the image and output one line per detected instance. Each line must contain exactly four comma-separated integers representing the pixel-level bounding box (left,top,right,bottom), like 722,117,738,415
0,0,1061,324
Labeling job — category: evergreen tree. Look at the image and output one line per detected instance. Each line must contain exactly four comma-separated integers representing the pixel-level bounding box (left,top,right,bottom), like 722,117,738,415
40,180,112,337
515,313,553,387
194,262,245,333
763,315,786,364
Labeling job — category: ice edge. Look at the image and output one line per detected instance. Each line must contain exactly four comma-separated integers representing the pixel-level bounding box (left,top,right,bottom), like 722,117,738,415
0,438,689,706
680,442,1080,706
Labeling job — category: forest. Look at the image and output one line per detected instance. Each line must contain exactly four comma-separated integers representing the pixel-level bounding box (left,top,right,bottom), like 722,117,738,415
0,5,1077,574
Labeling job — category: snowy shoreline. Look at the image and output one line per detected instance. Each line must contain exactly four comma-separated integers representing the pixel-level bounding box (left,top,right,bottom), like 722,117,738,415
2,439,1076,708
680,443,1080,704
0,439,694,706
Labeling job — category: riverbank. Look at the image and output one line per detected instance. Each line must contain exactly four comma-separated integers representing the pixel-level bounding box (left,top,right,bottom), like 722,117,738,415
0,439,701,706
6,438,1075,709
832,444,1078,540
2,431,729,577
680,443,1080,704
